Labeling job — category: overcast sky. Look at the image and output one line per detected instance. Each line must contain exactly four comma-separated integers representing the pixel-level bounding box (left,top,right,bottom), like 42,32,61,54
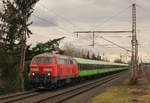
22,0,150,62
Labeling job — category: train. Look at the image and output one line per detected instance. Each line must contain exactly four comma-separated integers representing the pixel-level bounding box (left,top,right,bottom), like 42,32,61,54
29,53,128,88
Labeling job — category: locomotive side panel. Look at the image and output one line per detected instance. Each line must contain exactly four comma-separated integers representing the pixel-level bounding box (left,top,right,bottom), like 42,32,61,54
56,58,78,78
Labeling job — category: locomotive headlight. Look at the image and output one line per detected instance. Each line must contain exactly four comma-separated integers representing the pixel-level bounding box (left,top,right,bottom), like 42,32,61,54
48,73,51,76
32,68,39,71
43,68,52,72
32,73,35,76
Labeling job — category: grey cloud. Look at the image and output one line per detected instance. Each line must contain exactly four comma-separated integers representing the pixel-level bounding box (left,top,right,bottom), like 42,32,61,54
30,14,58,27
30,4,59,27
27,0,150,61
31,0,150,27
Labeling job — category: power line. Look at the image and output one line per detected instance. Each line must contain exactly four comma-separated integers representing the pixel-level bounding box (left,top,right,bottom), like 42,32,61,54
32,13,73,35
38,3,83,30
99,36,131,52
32,12,96,47
92,5,131,31
32,14,56,26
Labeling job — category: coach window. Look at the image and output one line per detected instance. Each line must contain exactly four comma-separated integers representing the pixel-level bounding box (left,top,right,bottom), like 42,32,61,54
84,64,86,70
81,64,83,70
115,65,118,68
93,64,95,69
82,64,84,70
106,65,110,68
99,65,101,69
80,64,83,70
96,64,98,69
86,64,89,70
97,65,99,69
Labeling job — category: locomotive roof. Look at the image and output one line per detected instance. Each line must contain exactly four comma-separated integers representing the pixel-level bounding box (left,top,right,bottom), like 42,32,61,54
74,58,128,66
34,53,73,59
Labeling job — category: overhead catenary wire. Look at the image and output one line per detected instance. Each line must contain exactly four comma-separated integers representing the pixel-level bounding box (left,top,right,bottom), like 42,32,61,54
99,36,132,52
37,3,84,30
32,11,96,48
32,1,146,53
92,5,132,31
32,13,74,36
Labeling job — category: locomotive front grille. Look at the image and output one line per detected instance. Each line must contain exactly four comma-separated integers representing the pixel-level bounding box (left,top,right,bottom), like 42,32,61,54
30,73,51,83
35,73,48,77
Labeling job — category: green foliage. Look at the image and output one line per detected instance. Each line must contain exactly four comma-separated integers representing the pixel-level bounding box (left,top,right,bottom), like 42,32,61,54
92,53,96,60
0,0,40,93
97,53,101,60
0,85,5,95
25,37,65,61
0,0,39,48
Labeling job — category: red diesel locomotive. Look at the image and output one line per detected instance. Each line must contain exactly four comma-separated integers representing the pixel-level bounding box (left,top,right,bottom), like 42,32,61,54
29,53,78,88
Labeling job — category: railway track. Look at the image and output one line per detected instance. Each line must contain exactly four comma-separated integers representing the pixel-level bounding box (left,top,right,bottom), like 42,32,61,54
0,90,42,103
0,71,127,103
34,71,127,103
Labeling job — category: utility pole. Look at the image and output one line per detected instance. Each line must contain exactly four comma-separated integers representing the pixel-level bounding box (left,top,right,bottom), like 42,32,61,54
131,3,138,81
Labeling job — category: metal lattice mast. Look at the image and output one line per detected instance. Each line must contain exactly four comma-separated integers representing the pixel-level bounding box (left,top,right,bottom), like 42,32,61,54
131,3,138,80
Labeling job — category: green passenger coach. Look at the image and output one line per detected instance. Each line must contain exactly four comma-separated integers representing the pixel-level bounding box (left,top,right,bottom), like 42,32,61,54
75,58,128,77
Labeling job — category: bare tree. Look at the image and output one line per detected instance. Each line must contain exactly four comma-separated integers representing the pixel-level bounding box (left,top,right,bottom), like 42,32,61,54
63,43,89,58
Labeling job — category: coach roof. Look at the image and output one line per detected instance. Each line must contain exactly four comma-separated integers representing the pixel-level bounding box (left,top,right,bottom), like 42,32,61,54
74,58,128,66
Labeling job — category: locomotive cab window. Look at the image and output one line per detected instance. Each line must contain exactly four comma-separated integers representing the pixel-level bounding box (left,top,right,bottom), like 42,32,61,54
43,58,51,64
55,59,57,64
32,58,41,64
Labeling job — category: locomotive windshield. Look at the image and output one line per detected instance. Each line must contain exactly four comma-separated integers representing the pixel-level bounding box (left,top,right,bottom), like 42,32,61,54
32,58,41,64
43,58,51,64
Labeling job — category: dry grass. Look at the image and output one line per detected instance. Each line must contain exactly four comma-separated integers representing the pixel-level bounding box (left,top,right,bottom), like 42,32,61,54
88,78,150,103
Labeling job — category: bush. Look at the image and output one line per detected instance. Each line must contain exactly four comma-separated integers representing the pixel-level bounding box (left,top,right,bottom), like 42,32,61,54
0,85,5,95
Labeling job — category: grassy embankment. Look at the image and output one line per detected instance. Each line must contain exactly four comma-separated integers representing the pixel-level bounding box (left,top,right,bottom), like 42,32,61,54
88,75,150,103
